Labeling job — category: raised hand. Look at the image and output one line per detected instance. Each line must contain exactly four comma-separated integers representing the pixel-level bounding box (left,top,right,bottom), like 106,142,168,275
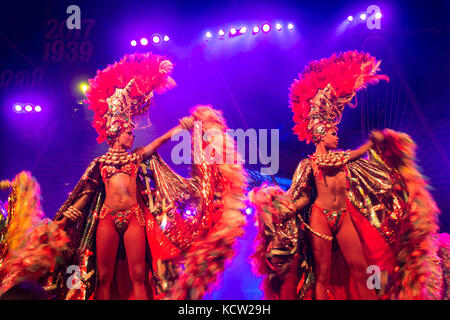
179,115,195,131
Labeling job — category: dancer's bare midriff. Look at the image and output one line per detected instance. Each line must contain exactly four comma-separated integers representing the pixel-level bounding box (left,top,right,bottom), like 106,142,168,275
313,167,347,211
103,173,138,210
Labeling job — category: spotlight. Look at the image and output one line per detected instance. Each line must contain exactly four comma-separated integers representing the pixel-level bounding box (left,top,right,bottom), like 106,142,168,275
35,105,42,112
275,23,282,31
252,26,260,34
218,29,225,36
230,27,237,35
185,210,192,215
375,12,382,19
131,40,137,46
287,23,294,30
25,105,33,112
14,105,22,112
360,13,367,20
140,37,148,46
152,35,160,44
262,23,271,33
80,83,89,94
205,31,212,39
245,208,252,215
347,15,354,22
163,35,170,42
240,26,247,34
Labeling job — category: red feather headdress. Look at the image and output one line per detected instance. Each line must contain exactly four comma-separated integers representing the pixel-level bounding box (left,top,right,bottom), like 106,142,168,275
289,51,389,144
85,52,176,144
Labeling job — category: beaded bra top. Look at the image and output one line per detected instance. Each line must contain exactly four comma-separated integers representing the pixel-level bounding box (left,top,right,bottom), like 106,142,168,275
99,148,142,182
309,150,350,167
309,150,351,179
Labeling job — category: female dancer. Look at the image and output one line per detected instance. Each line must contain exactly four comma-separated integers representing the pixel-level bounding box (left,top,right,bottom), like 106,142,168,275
56,113,194,299
250,51,444,300
47,52,247,300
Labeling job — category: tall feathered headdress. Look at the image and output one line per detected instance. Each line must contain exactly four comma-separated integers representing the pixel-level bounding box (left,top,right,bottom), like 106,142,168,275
289,51,389,144
85,52,176,144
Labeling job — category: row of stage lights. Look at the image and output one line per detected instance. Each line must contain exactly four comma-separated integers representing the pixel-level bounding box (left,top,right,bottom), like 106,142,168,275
130,35,170,47
204,22,295,40
11,83,89,114
13,103,42,113
16,10,382,114
347,11,382,22
128,9,383,47
128,22,295,47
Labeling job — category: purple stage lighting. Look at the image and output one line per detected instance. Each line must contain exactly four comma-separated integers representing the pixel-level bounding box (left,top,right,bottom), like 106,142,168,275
131,40,137,46
287,23,294,30
240,26,247,34
275,23,282,31
347,15,354,22
35,105,42,112
185,210,192,215
163,35,169,42
245,208,252,215
218,29,225,36
262,23,271,33
230,27,237,35
152,35,160,44
140,37,148,46
14,104,22,112
360,13,367,20
375,12,382,19
205,31,212,39
252,26,260,34
25,105,33,112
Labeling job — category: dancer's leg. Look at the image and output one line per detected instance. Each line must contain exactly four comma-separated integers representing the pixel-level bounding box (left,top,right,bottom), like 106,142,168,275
123,213,148,300
95,215,119,300
335,212,378,300
309,207,333,300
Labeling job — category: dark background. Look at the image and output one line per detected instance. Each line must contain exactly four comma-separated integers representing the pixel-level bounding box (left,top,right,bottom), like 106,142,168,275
1,1,449,236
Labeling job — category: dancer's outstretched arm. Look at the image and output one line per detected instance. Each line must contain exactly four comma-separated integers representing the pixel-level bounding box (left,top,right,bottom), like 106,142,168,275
349,140,373,161
141,116,194,160
348,131,383,161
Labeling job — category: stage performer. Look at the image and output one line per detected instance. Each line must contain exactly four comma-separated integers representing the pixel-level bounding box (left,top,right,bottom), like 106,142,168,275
249,51,448,300
0,52,247,300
